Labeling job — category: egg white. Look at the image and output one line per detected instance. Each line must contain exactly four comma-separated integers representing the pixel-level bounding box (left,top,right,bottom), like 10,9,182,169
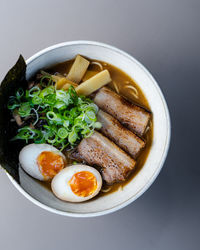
51,164,102,202
19,143,66,181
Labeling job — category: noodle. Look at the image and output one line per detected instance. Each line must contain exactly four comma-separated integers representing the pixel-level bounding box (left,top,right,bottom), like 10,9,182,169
112,81,119,94
145,120,152,134
101,186,112,193
129,90,139,99
54,72,64,77
145,126,150,133
124,85,139,96
118,185,123,191
124,85,139,99
91,61,103,71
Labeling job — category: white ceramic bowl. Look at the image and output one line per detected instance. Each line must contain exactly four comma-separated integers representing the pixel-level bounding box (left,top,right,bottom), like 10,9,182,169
7,41,171,217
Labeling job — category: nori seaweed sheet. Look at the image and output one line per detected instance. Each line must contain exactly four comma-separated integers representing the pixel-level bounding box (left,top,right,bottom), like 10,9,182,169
0,55,28,183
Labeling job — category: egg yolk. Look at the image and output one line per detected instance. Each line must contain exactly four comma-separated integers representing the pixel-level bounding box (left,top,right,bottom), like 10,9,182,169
37,151,65,179
69,171,97,197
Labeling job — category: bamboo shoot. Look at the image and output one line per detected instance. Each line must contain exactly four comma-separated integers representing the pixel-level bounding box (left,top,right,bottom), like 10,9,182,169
75,70,111,96
55,78,77,89
62,82,78,90
67,55,90,83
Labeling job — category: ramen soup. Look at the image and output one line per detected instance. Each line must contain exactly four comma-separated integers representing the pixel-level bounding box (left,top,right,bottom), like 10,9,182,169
5,55,152,202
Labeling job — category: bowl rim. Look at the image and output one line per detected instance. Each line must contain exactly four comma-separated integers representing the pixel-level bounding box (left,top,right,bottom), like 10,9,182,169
6,40,171,217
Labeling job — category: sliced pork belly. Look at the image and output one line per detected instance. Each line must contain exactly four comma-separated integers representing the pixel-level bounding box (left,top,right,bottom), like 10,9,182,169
94,87,151,136
97,110,145,159
71,131,136,185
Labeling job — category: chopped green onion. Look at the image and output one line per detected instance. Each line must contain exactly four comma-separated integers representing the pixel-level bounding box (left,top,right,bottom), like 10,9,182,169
47,135,58,144
8,78,101,149
32,96,42,105
94,121,102,129
32,108,39,125
84,128,94,138
44,94,56,105
84,110,96,124
39,86,54,98
68,129,78,144
40,75,53,87
54,101,66,110
7,97,19,110
28,86,41,97
46,111,57,120
16,88,24,100
18,102,31,117
57,128,68,139
63,120,70,128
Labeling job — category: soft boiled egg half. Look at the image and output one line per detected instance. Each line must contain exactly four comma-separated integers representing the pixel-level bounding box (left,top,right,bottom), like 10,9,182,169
19,144,66,181
51,165,102,202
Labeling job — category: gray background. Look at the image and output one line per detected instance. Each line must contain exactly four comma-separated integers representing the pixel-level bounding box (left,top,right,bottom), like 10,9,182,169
0,0,199,249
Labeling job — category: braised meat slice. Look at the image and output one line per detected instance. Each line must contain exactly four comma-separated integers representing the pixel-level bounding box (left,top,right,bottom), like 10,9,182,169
97,110,145,158
94,87,151,136
71,131,136,185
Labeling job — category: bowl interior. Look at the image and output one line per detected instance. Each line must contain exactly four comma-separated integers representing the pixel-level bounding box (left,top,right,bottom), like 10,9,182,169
9,42,170,216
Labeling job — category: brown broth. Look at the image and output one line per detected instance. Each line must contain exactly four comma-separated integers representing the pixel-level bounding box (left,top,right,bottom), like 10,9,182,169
41,57,153,196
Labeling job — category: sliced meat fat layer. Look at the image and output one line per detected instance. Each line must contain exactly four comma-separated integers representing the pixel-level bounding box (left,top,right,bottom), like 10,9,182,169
97,110,145,159
71,131,136,185
94,87,151,136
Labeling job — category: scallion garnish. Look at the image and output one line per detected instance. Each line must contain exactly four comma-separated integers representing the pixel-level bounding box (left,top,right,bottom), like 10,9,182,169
7,76,101,149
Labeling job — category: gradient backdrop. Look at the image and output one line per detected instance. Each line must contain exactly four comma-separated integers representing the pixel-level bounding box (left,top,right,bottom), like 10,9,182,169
0,1,199,249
